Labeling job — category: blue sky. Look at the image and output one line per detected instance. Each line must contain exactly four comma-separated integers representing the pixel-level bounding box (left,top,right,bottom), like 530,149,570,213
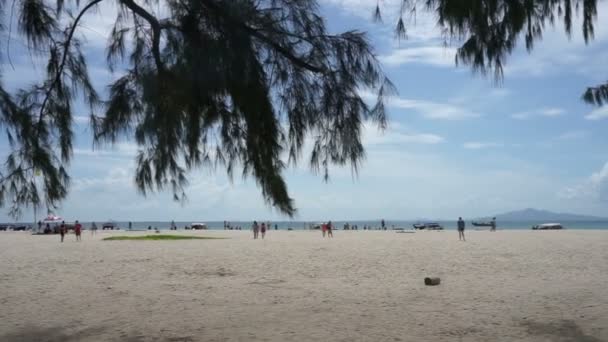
2,0,608,222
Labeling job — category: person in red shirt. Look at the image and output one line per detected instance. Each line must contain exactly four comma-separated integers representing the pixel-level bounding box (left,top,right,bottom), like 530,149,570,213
321,223,327,238
74,220,82,242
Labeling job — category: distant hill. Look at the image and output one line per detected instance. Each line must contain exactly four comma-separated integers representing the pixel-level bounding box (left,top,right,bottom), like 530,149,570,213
491,208,608,221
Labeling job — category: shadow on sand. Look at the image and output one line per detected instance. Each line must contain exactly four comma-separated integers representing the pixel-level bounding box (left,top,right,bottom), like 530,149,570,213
522,319,604,342
0,325,161,342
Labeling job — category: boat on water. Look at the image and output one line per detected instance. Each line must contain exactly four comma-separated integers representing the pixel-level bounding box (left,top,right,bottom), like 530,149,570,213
191,223,207,230
472,221,493,227
102,221,119,230
412,223,444,230
532,223,564,230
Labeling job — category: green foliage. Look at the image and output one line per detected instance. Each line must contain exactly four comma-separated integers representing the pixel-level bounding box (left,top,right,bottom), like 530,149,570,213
387,0,606,104
0,0,392,218
103,235,225,240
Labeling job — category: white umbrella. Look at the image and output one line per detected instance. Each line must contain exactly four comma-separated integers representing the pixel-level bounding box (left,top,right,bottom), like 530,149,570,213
42,215,62,222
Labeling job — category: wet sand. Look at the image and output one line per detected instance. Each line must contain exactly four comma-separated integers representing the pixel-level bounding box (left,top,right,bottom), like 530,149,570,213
0,230,607,341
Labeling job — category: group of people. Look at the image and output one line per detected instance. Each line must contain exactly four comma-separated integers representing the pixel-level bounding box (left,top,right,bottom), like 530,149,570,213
58,221,82,242
321,221,333,238
251,221,270,239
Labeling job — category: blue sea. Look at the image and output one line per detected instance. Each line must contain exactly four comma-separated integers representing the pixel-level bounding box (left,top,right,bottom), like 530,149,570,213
19,220,608,230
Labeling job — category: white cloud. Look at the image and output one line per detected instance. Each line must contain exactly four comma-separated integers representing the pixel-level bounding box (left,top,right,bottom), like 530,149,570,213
379,46,457,67
584,106,608,120
540,108,565,117
559,162,608,202
463,142,503,150
389,96,480,120
360,90,480,120
364,124,445,145
73,142,138,158
511,107,566,120
558,130,589,140
74,116,90,124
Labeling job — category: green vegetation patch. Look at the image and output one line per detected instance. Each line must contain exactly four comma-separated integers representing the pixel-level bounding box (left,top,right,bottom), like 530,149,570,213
103,235,226,241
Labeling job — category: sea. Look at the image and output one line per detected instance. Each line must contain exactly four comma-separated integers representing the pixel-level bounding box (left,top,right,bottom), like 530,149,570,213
13,220,608,230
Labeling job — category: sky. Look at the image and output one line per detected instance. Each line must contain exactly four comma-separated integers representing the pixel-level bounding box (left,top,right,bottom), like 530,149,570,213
2,0,608,222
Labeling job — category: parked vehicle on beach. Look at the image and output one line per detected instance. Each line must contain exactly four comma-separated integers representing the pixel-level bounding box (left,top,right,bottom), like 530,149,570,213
532,223,564,230
191,223,207,230
413,223,444,230
0,224,31,231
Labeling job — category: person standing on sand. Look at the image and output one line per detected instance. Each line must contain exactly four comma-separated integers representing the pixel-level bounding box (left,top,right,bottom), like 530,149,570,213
91,221,97,235
321,223,327,237
59,222,66,242
74,220,82,241
457,217,465,241
326,221,333,238
261,222,267,239
490,217,496,232
252,221,259,239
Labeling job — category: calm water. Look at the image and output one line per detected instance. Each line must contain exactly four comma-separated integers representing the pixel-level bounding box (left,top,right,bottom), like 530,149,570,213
22,220,608,230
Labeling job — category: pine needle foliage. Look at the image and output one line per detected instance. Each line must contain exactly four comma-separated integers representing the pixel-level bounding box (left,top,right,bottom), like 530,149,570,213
0,0,393,218
388,0,605,104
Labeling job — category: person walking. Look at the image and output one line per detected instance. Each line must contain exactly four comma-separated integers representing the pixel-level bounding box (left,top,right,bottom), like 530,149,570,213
261,222,267,239
252,221,259,239
59,221,66,242
457,217,466,241
327,221,333,238
490,217,497,232
74,220,82,241
91,221,97,235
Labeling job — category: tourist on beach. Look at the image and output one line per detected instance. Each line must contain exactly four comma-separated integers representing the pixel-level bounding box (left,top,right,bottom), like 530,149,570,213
261,222,267,239
381,219,386,230
59,222,66,242
275,224,278,230
128,221,132,230
491,217,496,232
457,217,465,241
322,223,327,237
252,221,259,239
91,221,97,235
37,220,42,233
74,220,82,241
326,221,333,238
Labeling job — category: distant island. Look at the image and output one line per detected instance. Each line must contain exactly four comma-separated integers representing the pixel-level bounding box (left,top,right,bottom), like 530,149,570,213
488,208,608,221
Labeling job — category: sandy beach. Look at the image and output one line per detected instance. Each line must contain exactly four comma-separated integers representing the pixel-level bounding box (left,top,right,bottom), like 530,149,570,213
0,230,607,341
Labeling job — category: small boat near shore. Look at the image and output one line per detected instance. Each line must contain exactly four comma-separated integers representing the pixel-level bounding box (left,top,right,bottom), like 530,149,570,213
191,223,207,230
413,223,444,230
532,223,564,230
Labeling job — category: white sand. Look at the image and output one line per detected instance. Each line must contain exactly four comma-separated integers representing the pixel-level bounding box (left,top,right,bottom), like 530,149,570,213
0,230,607,341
